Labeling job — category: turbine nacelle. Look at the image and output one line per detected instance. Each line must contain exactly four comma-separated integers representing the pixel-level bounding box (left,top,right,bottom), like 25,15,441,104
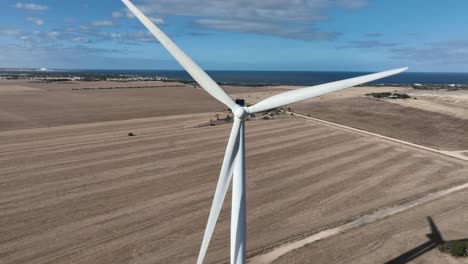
233,106,250,120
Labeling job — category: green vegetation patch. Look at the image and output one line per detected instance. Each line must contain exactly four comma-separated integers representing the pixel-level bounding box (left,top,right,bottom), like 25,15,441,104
413,84,468,90
365,92,411,99
440,240,468,257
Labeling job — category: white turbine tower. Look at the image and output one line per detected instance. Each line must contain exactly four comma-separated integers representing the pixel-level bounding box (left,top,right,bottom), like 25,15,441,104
122,1,408,263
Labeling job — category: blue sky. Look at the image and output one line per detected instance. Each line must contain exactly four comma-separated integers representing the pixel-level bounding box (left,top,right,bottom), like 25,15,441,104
1,0,467,72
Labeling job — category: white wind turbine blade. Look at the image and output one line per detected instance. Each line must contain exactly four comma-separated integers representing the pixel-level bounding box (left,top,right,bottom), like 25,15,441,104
122,0,238,110
197,118,242,264
248,67,408,113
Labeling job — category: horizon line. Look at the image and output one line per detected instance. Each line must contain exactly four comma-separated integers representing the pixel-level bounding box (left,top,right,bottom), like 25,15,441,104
2,67,468,74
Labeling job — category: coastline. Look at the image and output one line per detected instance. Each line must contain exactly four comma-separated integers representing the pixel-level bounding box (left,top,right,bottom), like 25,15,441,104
2,69,468,88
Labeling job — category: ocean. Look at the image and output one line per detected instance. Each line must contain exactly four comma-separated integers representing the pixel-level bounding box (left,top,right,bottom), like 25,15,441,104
3,69,468,86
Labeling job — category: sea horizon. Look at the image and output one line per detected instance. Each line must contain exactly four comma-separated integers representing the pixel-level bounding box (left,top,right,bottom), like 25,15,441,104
4,67,468,74
2,68,468,86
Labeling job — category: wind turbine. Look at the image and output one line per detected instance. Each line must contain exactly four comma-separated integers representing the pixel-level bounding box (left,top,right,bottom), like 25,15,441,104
121,1,408,263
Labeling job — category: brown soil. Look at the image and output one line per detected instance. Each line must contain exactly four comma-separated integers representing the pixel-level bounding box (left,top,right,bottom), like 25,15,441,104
1,81,468,264
292,97,468,150
1,115,467,264
272,185,468,264
0,82,225,131
0,80,289,132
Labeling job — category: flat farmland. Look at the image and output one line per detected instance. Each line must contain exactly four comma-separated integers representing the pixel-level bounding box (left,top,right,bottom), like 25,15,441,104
0,80,288,132
272,184,468,264
292,97,468,151
1,112,467,264
0,80,224,131
231,86,468,152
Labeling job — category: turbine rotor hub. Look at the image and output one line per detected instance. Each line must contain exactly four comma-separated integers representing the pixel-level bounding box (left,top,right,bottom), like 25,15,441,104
233,106,249,120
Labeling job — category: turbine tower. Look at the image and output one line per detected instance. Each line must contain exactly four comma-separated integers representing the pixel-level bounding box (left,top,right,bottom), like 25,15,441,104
121,1,408,263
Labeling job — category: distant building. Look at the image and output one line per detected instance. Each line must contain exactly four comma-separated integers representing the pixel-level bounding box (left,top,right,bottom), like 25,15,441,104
40,68,47,71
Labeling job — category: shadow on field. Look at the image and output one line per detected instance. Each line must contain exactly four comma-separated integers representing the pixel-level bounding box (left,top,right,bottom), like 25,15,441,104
384,216,468,263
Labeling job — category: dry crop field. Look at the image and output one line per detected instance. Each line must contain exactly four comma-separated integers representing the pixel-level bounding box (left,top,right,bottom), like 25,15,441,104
1,113,467,264
288,87,468,151
292,97,468,150
0,80,224,131
1,81,467,264
232,86,468,151
272,186,468,264
0,80,287,132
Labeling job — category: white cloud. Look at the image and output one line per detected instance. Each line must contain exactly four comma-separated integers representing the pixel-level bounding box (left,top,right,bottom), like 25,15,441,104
71,37,90,43
149,17,164,24
124,31,155,42
0,28,22,36
79,25,90,33
336,0,369,9
366,33,382,38
129,0,368,40
114,9,162,24
15,2,48,11
112,11,123,18
390,40,468,65
126,10,135,18
91,20,114,27
195,19,339,40
341,40,397,49
135,0,369,22
27,17,44,25
47,31,60,40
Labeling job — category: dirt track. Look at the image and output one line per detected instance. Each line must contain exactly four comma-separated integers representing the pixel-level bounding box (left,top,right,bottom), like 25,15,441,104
292,96,468,151
1,81,468,264
1,113,467,264
252,182,468,263
232,86,468,151
271,185,468,264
